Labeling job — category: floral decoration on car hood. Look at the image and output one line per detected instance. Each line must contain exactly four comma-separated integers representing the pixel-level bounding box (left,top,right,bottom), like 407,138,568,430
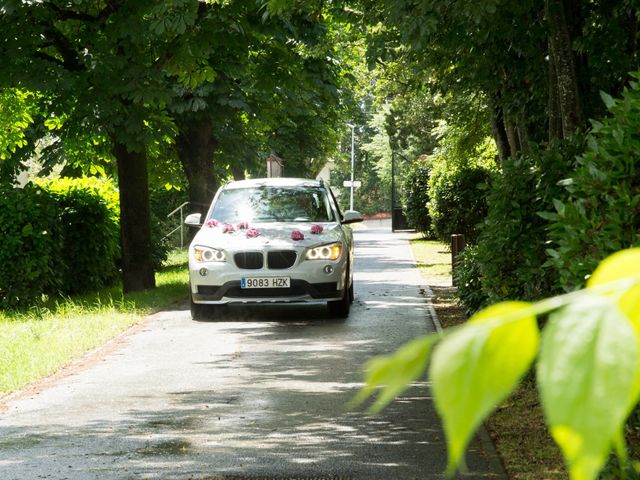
193,221,342,250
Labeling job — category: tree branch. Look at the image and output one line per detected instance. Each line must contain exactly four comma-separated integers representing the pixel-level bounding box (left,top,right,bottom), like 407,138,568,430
34,51,67,68
40,27,84,72
47,2,97,22
46,1,124,26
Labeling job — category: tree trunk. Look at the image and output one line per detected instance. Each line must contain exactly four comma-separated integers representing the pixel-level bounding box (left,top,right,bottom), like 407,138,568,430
504,116,521,157
175,115,218,216
546,0,584,137
627,10,638,61
231,163,245,181
548,38,563,140
517,125,530,153
489,94,511,164
113,142,155,293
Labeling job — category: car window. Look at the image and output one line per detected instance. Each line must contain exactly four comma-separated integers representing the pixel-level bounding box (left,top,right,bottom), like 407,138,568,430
209,186,335,223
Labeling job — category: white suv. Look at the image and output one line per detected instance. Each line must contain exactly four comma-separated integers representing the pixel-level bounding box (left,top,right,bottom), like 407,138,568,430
185,178,363,319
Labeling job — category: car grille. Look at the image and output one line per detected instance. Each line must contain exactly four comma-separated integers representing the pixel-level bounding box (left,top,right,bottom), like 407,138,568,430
267,250,297,269
234,252,263,269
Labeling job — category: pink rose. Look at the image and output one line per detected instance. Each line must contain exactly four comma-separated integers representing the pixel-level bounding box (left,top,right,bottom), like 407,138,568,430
246,228,260,238
310,224,323,235
222,223,235,234
291,229,305,241
206,219,219,228
236,221,249,230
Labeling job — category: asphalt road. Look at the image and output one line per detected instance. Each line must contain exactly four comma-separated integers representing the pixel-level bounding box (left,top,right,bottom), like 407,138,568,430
0,219,506,480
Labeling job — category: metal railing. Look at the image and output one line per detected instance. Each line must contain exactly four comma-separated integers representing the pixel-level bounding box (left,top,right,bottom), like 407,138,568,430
163,201,190,248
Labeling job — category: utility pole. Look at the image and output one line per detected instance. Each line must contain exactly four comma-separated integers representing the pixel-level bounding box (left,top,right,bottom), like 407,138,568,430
346,123,355,210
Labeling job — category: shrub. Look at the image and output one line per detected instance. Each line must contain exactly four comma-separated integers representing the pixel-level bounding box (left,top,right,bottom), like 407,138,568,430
428,162,493,244
452,245,488,316
475,139,582,304
547,78,640,291
38,177,120,294
0,184,63,308
401,156,432,236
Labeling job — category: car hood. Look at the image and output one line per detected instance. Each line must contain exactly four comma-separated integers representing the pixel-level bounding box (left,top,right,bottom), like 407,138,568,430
191,222,343,251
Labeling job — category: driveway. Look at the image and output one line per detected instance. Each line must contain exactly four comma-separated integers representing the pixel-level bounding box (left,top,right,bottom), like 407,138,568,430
0,219,505,479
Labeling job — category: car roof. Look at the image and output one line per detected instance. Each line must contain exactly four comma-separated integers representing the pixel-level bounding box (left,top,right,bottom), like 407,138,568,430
222,177,323,190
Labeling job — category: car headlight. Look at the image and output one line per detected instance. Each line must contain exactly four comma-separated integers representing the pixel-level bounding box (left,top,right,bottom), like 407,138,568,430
193,245,226,263
305,242,342,261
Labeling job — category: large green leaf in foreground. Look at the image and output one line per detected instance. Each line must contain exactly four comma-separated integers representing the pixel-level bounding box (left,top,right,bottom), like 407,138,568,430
429,301,539,475
351,335,437,413
537,296,640,480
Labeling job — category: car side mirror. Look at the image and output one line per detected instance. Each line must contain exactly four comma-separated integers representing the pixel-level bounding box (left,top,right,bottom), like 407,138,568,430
342,210,364,224
184,213,202,228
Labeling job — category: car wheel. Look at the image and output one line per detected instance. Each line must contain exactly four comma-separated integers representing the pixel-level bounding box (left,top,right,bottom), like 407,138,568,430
190,295,208,320
328,264,351,318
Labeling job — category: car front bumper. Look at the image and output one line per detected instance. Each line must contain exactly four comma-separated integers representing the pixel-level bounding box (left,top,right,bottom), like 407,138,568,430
189,253,347,305
191,279,342,304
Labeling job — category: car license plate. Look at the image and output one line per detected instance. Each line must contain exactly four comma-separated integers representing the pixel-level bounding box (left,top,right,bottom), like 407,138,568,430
241,277,290,289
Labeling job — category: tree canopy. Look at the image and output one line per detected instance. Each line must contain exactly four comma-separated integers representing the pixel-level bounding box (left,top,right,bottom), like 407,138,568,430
0,0,354,290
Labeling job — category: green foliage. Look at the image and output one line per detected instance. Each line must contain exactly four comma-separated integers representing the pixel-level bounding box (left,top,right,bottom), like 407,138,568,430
0,89,34,160
360,104,393,189
0,248,189,397
355,247,640,480
401,156,432,236
350,336,437,413
426,124,497,243
452,245,489,316
330,124,391,216
431,301,539,475
37,177,120,295
0,184,62,308
0,177,124,307
538,295,638,480
475,139,582,304
547,77,640,291
428,147,496,243
149,186,189,266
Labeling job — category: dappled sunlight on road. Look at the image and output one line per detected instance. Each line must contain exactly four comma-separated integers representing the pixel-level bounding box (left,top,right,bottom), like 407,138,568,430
0,220,505,479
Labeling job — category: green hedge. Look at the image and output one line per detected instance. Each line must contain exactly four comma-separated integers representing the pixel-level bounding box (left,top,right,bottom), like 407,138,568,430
428,162,493,244
38,177,120,294
401,157,432,236
474,140,582,305
0,178,121,308
547,79,640,290
452,245,488,316
0,184,63,307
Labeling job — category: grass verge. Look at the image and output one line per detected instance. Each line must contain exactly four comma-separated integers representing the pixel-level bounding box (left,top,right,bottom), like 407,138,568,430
410,238,566,479
0,249,189,397
409,235,451,286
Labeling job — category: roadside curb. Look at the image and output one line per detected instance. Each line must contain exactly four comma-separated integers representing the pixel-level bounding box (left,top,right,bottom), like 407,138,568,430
403,232,509,479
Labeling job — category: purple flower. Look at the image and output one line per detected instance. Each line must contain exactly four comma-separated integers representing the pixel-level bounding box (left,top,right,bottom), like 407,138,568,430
310,224,324,235
246,228,260,238
291,229,305,241
236,221,249,230
222,223,235,234
206,219,219,228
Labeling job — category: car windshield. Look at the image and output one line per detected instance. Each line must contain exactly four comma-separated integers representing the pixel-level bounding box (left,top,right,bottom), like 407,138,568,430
209,186,335,224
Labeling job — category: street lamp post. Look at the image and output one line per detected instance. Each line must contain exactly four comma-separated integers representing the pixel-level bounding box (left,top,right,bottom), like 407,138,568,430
346,123,355,211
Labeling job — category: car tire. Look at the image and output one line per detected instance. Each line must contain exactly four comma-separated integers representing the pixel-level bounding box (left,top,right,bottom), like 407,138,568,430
190,295,208,320
328,264,351,318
